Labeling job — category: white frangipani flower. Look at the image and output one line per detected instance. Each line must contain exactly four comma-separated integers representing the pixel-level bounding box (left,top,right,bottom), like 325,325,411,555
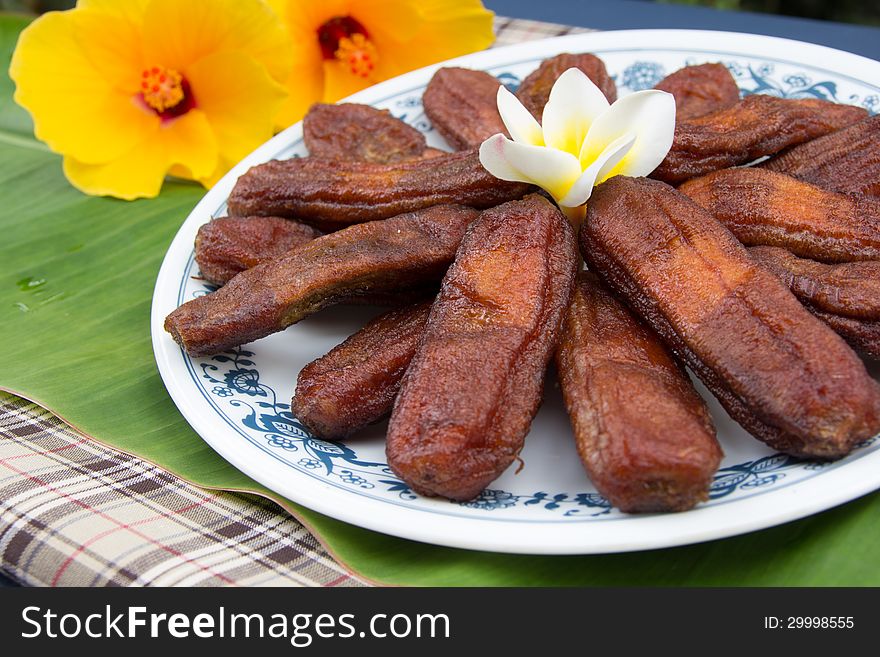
479,67,676,222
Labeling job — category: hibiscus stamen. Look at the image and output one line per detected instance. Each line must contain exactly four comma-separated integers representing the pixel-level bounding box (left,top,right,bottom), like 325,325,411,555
317,15,378,78
335,33,377,78
139,65,195,120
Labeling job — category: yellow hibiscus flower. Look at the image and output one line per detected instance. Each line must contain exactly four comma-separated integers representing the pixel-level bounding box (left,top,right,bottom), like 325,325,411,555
267,0,495,128
9,0,291,199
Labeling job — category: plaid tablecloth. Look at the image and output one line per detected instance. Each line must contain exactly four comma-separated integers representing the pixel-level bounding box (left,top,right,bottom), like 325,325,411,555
0,16,592,588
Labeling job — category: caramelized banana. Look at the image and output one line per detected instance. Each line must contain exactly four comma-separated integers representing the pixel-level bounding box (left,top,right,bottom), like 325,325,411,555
748,246,880,320
805,309,880,360
303,103,430,163
387,195,577,501
747,246,880,358
556,272,722,513
422,67,507,150
194,214,436,305
581,176,880,459
759,114,880,196
654,63,739,120
195,216,322,286
516,53,616,118
165,205,479,357
293,302,431,439
680,168,880,262
227,149,530,231
651,95,867,184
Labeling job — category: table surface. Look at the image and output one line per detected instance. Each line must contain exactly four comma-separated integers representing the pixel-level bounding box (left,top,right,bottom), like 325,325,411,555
485,0,880,61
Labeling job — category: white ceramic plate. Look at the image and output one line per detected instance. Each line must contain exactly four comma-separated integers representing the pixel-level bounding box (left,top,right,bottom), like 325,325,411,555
151,29,880,555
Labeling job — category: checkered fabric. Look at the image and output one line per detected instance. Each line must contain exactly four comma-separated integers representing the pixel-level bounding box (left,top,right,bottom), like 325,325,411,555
0,17,593,588
0,394,364,587
492,15,594,47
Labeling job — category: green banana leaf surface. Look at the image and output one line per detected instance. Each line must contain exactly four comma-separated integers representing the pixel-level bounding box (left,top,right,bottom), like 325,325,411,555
2,13,879,586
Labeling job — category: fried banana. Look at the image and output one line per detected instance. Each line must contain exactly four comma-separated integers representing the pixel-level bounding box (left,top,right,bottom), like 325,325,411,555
654,63,739,120
651,95,867,184
227,149,530,231
680,168,880,262
303,103,430,163
581,176,880,459
165,205,480,357
387,194,578,501
293,302,431,440
805,308,880,360
422,67,507,150
556,272,722,513
199,105,439,286
759,114,880,196
748,246,880,320
193,215,435,306
747,246,880,358
194,216,322,286
516,53,617,118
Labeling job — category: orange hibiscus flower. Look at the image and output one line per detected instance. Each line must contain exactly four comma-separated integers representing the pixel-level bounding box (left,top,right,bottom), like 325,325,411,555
267,0,495,127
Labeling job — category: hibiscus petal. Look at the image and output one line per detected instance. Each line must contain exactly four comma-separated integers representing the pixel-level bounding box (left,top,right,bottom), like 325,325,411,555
71,8,145,93
322,59,375,103
62,109,216,200
77,0,150,21
381,0,495,69
542,68,611,156
496,85,544,146
579,89,676,179
9,11,157,164
271,21,325,128
347,0,424,46
267,0,348,33
142,0,292,85
185,51,285,184
479,134,581,201
557,133,635,207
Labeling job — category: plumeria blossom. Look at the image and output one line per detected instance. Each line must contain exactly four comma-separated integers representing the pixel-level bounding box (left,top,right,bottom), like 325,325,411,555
10,0,291,199
267,0,494,128
479,68,676,221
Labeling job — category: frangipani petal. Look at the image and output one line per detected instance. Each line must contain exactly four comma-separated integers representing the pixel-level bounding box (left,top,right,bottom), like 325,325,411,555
558,133,635,207
542,67,610,156
580,89,676,178
497,85,543,146
479,134,581,201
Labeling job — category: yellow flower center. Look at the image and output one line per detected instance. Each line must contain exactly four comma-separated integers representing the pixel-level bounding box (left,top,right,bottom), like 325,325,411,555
140,66,186,113
335,33,378,78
